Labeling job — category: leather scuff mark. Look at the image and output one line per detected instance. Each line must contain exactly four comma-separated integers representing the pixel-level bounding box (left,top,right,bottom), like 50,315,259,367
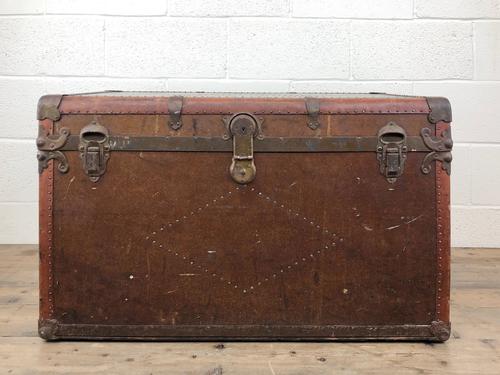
362,224,373,231
63,176,75,200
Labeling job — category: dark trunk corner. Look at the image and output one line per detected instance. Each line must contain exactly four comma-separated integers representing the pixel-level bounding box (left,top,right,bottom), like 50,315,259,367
426,97,452,124
38,319,59,341
37,95,63,121
430,320,451,342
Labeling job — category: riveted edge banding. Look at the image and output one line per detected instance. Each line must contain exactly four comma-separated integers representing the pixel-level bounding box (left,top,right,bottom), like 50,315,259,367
38,119,56,335
434,122,451,341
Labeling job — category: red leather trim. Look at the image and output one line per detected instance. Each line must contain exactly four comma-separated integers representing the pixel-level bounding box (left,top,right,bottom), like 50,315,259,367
39,119,55,320
59,95,430,116
435,121,451,324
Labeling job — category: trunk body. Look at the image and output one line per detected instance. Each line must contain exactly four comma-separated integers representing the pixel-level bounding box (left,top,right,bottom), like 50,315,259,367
37,92,452,341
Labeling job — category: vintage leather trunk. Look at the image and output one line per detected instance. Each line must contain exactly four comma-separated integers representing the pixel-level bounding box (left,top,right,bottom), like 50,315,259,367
37,92,452,341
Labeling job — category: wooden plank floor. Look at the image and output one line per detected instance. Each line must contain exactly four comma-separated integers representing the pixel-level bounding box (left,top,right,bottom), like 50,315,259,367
1,245,499,374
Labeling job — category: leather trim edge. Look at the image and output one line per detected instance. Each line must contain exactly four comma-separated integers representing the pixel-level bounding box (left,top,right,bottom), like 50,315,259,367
38,119,55,323
58,96,431,116
435,122,451,336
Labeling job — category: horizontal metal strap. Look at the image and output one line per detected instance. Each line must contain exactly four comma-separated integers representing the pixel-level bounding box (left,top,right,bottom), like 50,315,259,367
62,135,429,153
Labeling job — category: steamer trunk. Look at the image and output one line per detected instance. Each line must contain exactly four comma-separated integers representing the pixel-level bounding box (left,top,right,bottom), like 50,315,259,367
36,92,452,341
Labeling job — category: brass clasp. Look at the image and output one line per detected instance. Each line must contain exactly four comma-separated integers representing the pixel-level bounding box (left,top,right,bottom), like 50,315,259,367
227,113,262,184
79,121,110,182
377,122,407,183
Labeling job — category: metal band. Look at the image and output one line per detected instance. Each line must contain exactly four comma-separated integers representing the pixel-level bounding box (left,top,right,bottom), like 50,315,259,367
168,96,183,130
60,135,429,153
305,98,321,130
38,321,447,341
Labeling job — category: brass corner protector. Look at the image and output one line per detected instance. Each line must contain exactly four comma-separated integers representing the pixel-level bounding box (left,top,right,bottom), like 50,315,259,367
426,97,452,124
38,319,59,341
37,95,63,121
430,320,451,342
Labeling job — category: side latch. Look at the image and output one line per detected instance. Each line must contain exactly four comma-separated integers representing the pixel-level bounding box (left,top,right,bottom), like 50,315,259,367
79,121,110,182
168,96,183,131
305,98,321,130
36,126,70,174
228,113,261,184
377,122,407,183
420,127,453,175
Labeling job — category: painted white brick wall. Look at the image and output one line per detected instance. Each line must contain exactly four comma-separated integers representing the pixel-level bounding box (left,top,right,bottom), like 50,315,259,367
351,21,473,79
228,19,350,79
292,0,414,19
169,0,289,17
0,0,498,247
415,0,500,19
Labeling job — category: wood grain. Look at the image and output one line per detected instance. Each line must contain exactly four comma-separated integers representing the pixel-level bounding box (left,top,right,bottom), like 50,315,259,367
0,245,499,374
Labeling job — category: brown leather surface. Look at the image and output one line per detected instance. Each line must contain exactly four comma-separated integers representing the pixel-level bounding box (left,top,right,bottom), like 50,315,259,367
52,151,436,327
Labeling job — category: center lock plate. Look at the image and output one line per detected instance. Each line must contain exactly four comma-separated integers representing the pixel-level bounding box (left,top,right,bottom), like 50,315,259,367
228,113,260,184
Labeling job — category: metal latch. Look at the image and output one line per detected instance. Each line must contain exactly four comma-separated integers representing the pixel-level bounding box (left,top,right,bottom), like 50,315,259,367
168,96,183,130
227,113,262,184
377,122,407,183
79,121,110,182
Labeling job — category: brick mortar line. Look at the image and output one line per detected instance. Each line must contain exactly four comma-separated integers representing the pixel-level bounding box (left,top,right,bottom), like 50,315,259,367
2,75,497,83
453,205,500,210
0,14,499,21
472,22,478,80
103,18,107,77
0,202,38,205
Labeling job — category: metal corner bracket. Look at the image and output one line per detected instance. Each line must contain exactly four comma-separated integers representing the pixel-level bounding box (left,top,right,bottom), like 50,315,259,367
426,97,452,124
36,126,70,174
38,319,59,341
420,127,453,175
430,320,451,342
37,95,63,121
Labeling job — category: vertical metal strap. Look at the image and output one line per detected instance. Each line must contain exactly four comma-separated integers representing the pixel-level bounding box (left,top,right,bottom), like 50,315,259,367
229,114,258,184
305,98,321,130
168,96,183,130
